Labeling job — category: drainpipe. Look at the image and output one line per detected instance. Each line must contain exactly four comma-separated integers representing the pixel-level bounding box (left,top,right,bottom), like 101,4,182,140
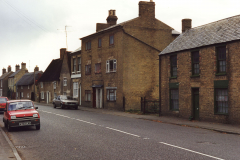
159,55,161,116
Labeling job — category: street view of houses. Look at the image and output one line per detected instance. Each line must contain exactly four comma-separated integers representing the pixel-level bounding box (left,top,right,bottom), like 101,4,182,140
1,0,240,160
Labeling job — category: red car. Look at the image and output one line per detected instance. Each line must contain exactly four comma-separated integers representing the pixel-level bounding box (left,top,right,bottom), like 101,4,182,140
3,100,40,131
0,97,8,111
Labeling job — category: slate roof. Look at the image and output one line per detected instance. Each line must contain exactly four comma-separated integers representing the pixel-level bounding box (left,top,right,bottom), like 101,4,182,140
38,59,63,82
160,14,240,55
16,71,43,86
70,47,81,54
0,72,13,80
9,69,21,78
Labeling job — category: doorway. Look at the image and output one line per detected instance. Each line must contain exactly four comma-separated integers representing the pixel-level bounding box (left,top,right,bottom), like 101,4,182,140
192,88,199,120
93,88,103,108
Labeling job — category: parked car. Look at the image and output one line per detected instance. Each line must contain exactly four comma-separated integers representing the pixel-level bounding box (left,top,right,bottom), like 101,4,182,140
3,100,40,131
53,95,78,110
0,97,8,111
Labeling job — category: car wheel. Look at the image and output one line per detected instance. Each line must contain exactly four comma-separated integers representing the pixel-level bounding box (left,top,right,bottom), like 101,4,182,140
54,103,56,108
36,124,40,130
75,106,78,110
7,121,12,132
61,104,64,109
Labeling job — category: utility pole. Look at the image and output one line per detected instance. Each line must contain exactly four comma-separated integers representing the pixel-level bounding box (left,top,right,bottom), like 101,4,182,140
34,66,36,101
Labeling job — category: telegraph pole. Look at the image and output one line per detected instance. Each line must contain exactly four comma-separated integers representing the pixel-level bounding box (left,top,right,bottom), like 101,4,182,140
58,25,72,51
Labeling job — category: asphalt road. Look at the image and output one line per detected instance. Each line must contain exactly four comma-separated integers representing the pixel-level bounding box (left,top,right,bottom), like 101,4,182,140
0,104,240,160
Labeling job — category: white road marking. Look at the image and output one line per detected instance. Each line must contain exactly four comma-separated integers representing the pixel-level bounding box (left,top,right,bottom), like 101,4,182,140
106,127,140,138
159,142,224,160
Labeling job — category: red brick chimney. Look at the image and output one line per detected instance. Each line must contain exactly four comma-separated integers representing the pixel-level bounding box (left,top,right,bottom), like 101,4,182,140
21,62,26,70
15,64,20,72
8,65,11,72
182,19,192,33
2,68,6,75
139,1,155,19
60,48,66,60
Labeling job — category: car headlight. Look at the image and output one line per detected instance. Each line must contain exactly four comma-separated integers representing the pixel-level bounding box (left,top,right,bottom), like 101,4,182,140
11,115,16,119
33,114,38,118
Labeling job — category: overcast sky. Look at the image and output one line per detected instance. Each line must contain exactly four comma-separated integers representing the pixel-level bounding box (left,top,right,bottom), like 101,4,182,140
1,0,239,73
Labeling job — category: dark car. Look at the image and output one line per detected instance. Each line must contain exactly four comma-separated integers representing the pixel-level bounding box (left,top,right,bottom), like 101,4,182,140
53,95,78,109
3,100,40,131
0,97,8,111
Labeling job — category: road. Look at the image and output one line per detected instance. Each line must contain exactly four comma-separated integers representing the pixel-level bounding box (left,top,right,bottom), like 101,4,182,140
0,104,239,160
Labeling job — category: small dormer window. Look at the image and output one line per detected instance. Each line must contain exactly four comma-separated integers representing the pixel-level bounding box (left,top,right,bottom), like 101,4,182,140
63,78,67,86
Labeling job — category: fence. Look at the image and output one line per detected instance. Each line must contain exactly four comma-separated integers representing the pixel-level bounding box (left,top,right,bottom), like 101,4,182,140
141,97,159,114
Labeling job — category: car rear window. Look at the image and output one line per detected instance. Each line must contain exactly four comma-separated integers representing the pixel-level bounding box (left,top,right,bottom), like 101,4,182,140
0,98,7,103
8,102,34,111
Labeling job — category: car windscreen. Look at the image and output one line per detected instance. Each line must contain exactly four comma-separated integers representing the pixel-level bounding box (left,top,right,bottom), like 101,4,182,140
0,98,7,103
8,102,34,111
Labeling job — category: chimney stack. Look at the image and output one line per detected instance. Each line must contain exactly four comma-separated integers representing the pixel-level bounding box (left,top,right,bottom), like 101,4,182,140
60,48,66,60
15,64,20,72
2,68,6,75
8,65,11,72
182,19,192,33
21,62,26,70
34,65,39,72
107,10,118,26
139,1,155,19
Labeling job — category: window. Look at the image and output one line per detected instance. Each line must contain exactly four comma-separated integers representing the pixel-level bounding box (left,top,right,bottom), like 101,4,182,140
73,58,76,73
16,92,18,98
27,93,29,98
170,55,177,77
63,92,67,95
85,65,91,75
54,93,57,99
78,57,81,72
95,63,101,73
170,89,179,110
0,89,2,96
41,92,44,99
216,46,226,73
107,89,116,101
21,92,23,98
98,38,102,48
192,51,199,75
63,78,67,86
53,81,56,89
0,80,2,87
215,89,228,114
106,59,117,72
109,35,114,45
40,82,43,88
73,82,78,98
21,86,23,89
85,90,91,101
85,41,91,50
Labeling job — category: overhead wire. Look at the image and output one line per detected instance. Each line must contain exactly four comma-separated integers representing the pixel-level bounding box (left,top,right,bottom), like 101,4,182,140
1,0,49,32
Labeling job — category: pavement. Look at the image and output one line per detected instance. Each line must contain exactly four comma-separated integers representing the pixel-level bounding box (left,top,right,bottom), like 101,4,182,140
1,102,240,160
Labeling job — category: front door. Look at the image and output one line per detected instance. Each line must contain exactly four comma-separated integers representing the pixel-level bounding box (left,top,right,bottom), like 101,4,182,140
192,88,199,120
96,88,102,108
93,88,96,108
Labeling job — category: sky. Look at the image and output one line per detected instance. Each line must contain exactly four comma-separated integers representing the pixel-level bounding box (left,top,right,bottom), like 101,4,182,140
1,0,239,73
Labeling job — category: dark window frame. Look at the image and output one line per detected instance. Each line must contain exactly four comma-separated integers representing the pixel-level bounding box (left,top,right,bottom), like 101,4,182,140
85,90,91,102
170,55,177,77
106,59,117,73
215,88,228,114
216,46,226,74
191,51,200,76
98,38,102,48
170,89,179,111
77,57,81,72
73,58,76,72
85,41,91,51
109,34,114,46
107,89,116,102
85,65,91,75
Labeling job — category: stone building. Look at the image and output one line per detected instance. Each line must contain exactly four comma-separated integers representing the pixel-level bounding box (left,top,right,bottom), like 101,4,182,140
8,63,28,99
38,48,71,104
159,15,240,124
0,66,13,97
80,1,179,110
70,47,81,104
16,66,42,101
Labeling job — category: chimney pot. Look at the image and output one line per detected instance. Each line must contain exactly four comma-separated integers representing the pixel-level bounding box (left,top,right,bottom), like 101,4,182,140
7,65,11,73
2,68,6,75
106,10,118,26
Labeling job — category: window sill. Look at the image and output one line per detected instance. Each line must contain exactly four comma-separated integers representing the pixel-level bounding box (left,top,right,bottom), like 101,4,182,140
106,71,116,73
95,72,102,74
215,73,227,76
107,100,116,102
214,113,228,115
191,75,200,78
169,76,177,79
170,109,179,111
